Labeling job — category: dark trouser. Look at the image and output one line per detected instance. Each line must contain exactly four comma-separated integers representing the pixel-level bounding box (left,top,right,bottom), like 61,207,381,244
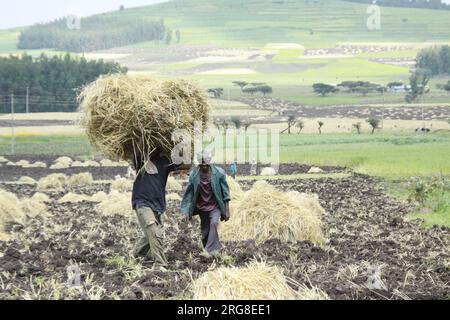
133,206,168,266
199,208,222,254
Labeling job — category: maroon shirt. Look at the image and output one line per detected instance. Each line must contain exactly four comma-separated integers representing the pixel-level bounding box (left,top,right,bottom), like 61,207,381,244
196,172,218,212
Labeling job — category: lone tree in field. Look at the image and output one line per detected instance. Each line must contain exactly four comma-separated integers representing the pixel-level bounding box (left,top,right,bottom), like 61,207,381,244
175,29,181,43
243,121,252,132
207,88,224,98
282,114,297,134
214,120,222,132
222,119,229,132
353,122,362,134
313,83,338,96
296,120,305,134
405,69,430,103
318,121,324,135
165,29,173,45
367,118,381,134
230,117,242,130
258,85,273,96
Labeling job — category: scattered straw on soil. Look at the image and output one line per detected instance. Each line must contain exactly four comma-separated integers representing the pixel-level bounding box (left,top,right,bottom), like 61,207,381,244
192,261,327,300
95,191,133,217
167,176,182,192
79,74,209,165
220,181,325,245
308,167,324,174
110,177,133,193
166,193,181,201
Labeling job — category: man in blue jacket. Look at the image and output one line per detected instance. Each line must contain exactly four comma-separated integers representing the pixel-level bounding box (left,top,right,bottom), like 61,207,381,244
181,150,231,256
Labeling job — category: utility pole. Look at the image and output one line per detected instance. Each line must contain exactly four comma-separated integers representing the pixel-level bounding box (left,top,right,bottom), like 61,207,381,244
11,94,15,154
26,86,29,113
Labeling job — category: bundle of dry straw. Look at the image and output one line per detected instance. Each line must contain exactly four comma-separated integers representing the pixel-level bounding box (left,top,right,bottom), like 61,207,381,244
79,74,209,164
192,261,329,300
220,180,325,245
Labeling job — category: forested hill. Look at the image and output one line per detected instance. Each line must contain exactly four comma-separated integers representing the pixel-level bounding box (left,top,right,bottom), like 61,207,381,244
18,14,165,52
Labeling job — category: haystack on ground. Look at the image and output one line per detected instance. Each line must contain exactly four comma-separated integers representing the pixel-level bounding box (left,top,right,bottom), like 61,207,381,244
58,193,91,203
110,177,133,192
67,172,94,186
192,261,328,300
100,159,117,167
37,174,68,191
79,74,209,165
22,161,47,168
15,160,30,167
18,176,37,184
0,190,26,241
90,191,108,202
20,198,49,218
166,193,181,201
220,181,325,245
0,156,8,163
167,176,182,192
50,157,73,169
261,167,277,176
31,193,51,203
95,191,133,217
226,176,244,201
308,167,324,174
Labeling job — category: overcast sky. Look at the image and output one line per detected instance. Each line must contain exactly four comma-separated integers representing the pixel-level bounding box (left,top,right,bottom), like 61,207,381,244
0,0,168,30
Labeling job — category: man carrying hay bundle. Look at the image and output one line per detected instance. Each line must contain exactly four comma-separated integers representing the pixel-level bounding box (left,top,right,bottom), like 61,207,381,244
79,74,210,267
181,150,231,257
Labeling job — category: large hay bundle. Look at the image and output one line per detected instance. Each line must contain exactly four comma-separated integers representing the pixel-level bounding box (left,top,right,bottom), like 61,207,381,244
220,181,325,245
192,261,328,300
79,74,209,163
18,176,37,184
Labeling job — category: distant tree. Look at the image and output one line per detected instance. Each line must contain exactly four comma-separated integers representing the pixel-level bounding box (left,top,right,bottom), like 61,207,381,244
119,5,125,11
366,118,381,134
230,117,242,130
354,86,371,96
232,81,248,92
213,120,222,132
165,29,173,45
243,122,252,132
353,122,362,134
257,85,273,96
175,29,181,43
405,69,430,103
242,86,258,95
318,121,324,134
443,81,450,92
282,114,297,134
296,120,305,134
207,88,224,98
387,81,404,89
313,83,338,96
222,119,229,131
